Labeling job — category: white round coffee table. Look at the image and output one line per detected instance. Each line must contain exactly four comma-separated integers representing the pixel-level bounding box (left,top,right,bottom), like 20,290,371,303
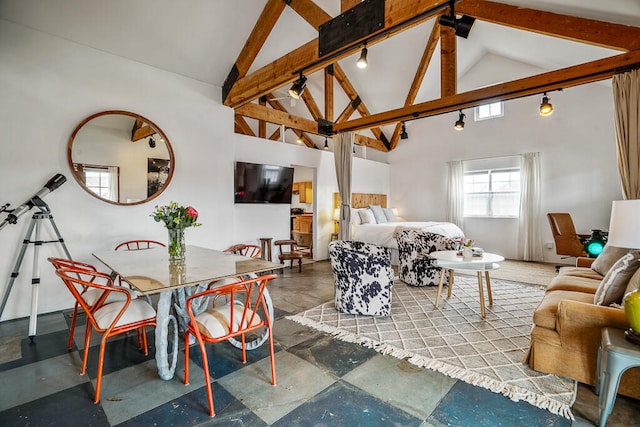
430,250,504,318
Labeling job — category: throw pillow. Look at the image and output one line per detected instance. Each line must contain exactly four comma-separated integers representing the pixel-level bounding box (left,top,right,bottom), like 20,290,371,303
369,204,387,224
383,207,396,222
350,208,362,225
592,245,632,276
623,267,640,297
359,208,377,224
594,251,640,306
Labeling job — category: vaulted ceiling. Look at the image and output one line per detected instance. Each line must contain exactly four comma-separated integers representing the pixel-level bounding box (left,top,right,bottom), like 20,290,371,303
2,0,639,152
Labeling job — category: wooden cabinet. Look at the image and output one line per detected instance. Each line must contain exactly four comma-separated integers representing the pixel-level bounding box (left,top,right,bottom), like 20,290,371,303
294,181,313,203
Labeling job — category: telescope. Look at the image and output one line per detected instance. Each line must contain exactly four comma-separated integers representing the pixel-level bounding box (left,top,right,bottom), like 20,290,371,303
0,174,66,231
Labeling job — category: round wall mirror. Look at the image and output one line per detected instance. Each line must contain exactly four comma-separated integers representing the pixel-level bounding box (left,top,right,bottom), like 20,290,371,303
67,110,174,205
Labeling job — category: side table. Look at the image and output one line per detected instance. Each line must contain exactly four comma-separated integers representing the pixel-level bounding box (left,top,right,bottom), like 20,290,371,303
596,327,640,427
259,237,273,262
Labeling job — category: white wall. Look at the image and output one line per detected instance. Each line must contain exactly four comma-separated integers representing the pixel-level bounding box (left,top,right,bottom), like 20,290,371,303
0,20,390,321
389,54,622,261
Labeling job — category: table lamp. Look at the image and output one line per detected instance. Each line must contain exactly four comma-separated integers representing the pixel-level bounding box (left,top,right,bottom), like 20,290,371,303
608,200,640,343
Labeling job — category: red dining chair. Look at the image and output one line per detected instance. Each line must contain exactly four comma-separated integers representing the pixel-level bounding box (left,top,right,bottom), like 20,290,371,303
183,274,277,417
114,239,166,251
223,244,262,259
55,267,156,403
47,257,138,350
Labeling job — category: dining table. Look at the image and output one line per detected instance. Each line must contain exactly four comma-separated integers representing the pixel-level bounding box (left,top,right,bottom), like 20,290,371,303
92,245,282,380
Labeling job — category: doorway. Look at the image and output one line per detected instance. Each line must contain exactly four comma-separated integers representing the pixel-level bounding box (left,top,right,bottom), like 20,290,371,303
291,166,314,259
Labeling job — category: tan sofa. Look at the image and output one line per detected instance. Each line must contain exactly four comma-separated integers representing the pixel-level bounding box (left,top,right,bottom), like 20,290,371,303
525,256,640,399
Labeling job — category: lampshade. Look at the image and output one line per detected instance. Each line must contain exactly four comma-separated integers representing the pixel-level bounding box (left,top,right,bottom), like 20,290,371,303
607,200,640,248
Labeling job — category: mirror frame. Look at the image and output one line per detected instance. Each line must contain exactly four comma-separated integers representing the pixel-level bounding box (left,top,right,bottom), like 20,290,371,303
67,110,175,206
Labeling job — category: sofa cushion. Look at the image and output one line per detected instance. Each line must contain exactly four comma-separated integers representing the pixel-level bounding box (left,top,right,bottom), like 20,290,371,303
591,245,632,276
624,267,640,297
533,290,595,330
557,266,604,281
594,251,640,306
547,275,602,294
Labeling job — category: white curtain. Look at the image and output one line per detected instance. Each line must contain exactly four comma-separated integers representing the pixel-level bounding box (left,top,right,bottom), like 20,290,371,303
612,68,640,200
334,132,353,240
518,152,543,261
108,166,118,202
446,160,464,230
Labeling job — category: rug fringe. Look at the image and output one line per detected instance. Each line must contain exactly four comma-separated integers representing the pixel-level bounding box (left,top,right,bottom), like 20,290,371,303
287,314,575,420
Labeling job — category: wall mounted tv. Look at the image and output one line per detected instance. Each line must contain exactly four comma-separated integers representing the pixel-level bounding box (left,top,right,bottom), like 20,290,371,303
234,161,294,204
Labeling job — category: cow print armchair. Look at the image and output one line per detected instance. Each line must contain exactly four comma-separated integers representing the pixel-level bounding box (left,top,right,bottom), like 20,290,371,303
328,240,394,317
396,230,458,287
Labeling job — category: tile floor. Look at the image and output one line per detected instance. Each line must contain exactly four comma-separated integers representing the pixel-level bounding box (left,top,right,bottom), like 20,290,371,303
0,260,639,426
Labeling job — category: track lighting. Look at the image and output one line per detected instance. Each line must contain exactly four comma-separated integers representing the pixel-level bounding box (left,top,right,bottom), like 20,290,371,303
539,92,553,116
148,137,156,148
323,137,329,150
289,72,307,99
400,122,408,139
296,135,303,144
357,44,368,69
438,0,476,39
454,110,465,131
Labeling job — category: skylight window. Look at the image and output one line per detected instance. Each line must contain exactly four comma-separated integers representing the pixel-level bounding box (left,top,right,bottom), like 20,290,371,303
475,102,504,121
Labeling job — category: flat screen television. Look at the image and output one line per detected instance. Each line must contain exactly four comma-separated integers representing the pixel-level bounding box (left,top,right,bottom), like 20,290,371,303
234,161,294,204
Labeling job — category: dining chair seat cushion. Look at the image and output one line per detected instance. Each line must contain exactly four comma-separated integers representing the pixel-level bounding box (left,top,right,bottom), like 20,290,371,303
83,286,138,306
93,300,156,329
195,304,261,339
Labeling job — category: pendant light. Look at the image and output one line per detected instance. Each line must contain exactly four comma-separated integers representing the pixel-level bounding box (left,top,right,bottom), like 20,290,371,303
454,110,465,131
539,92,553,116
323,137,329,150
357,43,368,69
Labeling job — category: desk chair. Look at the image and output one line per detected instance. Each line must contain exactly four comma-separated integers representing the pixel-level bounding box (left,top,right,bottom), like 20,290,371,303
547,213,589,259
223,244,262,258
55,267,156,403
184,274,277,417
274,239,304,272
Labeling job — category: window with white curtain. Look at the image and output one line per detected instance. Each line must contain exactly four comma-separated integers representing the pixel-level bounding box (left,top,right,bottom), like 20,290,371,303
83,166,118,202
464,167,520,217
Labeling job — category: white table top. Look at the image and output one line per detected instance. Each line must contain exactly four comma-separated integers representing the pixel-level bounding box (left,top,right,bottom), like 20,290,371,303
431,250,504,271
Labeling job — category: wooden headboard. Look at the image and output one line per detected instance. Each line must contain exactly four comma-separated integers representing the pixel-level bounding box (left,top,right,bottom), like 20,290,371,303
333,192,387,210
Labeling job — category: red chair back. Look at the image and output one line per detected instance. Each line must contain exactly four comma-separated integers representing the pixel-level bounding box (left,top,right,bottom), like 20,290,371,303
223,244,262,258
115,240,165,251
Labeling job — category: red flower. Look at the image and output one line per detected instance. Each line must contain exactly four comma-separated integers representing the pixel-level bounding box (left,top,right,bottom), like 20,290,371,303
186,206,198,219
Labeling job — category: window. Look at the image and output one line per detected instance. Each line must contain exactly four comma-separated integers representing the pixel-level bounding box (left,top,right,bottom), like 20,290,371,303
475,101,503,121
464,168,520,217
82,166,118,202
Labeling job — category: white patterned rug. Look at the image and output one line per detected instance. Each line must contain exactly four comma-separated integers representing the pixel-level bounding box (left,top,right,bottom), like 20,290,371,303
287,276,577,419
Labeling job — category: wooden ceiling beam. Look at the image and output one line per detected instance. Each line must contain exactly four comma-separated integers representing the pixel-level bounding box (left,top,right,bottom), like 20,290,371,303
335,99,358,124
341,0,361,13
457,0,640,51
301,89,324,121
269,127,281,141
131,119,155,141
224,0,452,107
288,0,332,29
258,96,267,138
440,25,457,97
355,133,389,152
325,65,334,122
333,49,640,132
263,97,316,147
234,115,255,137
390,20,441,149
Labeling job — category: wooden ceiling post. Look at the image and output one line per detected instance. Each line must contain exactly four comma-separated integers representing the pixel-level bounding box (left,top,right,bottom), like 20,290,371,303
325,65,334,122
440,24,457,98
258,96,267,138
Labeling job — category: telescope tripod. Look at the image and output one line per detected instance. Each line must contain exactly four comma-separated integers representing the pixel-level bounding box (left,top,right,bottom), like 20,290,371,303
0,198,71,340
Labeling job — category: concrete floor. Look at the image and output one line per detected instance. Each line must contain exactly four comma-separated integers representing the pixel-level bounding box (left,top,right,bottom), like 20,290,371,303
0,259,638,426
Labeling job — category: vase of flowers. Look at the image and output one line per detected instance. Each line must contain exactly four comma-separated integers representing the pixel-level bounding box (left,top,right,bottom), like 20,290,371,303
151,202,201,261
461,237,474,260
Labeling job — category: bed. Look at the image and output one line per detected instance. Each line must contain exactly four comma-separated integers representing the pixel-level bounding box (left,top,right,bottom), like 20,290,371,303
333,192,465,264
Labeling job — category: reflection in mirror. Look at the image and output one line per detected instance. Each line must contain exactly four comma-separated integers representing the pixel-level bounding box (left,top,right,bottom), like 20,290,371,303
68,111,174,205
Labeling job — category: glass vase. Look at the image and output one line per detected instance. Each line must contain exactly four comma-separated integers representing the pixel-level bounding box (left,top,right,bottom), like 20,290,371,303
167,227,186,261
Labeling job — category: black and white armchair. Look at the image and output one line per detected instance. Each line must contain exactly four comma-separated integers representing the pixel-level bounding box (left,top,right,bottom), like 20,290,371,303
328,240,394,317
396,230,458,287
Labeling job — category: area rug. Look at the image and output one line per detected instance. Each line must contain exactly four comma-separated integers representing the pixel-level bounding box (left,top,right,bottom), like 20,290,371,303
287,276,577,419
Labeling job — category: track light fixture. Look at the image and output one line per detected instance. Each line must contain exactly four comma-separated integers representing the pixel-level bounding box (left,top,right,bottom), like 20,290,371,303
323,137,329,150
454,110,465,131
296,135,303,144
539,92,553,116
357,43,368,69
289,71,307,99
148,136,156,148
400,122,408,139
438,0,476,39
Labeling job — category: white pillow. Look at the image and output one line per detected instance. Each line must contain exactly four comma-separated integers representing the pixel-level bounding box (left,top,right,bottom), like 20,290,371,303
350,208,362,225
369,205,387,224
383,208,396,222
359,208,376,224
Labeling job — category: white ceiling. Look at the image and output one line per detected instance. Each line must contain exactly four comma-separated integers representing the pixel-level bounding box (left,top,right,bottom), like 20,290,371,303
1,0,638,144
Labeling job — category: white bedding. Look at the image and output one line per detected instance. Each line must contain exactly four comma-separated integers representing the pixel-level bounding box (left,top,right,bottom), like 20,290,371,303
350,221,465,250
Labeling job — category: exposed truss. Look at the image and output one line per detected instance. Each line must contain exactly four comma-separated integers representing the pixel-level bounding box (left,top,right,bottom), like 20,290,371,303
226,0,640,152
